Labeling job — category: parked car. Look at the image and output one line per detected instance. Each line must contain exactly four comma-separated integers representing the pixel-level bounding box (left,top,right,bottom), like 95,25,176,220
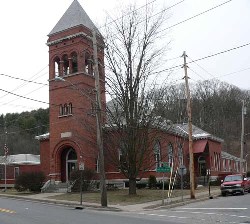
220,174,250,196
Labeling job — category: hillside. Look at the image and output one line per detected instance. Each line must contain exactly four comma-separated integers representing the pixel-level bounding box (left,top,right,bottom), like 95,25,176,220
0,80,249,168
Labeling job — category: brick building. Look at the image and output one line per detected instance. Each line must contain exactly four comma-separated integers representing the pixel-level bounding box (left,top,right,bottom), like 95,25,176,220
0,154,40,187
35,0,245,188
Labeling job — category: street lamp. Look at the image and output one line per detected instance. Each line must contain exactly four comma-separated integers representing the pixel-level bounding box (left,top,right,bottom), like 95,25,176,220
54,75,107,207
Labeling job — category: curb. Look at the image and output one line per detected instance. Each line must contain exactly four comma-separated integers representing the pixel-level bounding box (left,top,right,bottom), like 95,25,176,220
0,191,221,212
0,194,122,212
144,193,221,210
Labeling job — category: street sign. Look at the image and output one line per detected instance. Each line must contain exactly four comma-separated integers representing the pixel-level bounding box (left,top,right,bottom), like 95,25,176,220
79,162,84,170
178,165,187,176
156,166,171,173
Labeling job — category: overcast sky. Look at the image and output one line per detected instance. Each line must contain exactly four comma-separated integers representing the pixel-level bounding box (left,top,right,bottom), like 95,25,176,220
0,0,249,115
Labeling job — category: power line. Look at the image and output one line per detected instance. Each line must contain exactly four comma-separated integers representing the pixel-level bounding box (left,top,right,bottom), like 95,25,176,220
188,42,250,64
0,87,99,113
0,73,48,86
0,88,49,105
97,0,158,31
188,67,206,81
157,0,233,34
187,55,216,79
217,67,250,78
103,0,185,42
0,65,48,101
157,41,250,73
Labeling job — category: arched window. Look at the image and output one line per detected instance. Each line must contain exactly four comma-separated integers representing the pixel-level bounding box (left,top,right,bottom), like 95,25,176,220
118,142,127,170
85,52,93,75
177,143,183,165
64,103,68,115
71,52,78,73
59,104,63,116
153,141,161,169
67,149,77,160
68,103,73,115
54,57,60,77
214,152,216,171
168,143,173,166
62,54,69,76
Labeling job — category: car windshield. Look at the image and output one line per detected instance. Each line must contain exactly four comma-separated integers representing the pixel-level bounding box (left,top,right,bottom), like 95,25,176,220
224,175,242,182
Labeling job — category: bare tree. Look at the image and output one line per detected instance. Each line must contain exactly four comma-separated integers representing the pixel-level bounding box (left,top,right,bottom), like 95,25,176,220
103,3,170,195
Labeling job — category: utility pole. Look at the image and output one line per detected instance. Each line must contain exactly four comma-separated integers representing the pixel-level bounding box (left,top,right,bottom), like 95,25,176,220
4,120,8,192
92,30,107,207
182,51,195,199
240,100,246,175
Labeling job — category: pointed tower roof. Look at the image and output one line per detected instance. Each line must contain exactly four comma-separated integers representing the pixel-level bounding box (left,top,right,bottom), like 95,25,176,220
49,0,98,36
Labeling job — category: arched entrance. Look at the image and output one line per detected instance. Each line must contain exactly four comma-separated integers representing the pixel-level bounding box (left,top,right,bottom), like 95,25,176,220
61,147,77,182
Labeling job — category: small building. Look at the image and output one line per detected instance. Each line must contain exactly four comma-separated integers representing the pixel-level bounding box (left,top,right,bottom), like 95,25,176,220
0,154,41,188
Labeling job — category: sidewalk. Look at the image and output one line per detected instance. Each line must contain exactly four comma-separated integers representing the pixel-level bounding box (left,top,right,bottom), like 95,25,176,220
0,188,221,212
115,188,221,211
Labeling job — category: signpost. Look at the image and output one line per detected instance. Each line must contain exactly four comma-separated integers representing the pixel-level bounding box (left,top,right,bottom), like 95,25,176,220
178,165,187,202
79,162,84,208
156,162,171,205
207,169,213,199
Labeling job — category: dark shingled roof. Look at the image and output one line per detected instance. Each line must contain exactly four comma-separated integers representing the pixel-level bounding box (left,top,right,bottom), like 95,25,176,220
48,0,99,36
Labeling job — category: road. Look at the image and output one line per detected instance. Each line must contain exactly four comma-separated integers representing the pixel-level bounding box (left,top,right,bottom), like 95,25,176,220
0,194,249,224
0,197,179,224
123,193,250,224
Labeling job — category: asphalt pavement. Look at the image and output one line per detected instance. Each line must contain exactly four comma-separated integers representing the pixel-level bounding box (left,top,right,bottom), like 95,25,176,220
0,188,221,212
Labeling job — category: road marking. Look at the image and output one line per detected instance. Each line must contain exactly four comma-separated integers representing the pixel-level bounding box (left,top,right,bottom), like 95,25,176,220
174,210,250,220
137,213,188,219
179,208,248,210
0,208,16,214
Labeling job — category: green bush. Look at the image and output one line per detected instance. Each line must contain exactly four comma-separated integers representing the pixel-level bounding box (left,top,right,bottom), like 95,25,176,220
70,168,95,192
136,182,147,189
156,181,169,189
148,175,157,189
14,172,45,192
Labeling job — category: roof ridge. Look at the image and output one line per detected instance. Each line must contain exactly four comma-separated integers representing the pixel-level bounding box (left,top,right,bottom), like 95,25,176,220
48,0,99,36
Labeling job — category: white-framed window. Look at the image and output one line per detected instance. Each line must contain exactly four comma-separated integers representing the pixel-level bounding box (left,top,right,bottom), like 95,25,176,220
229,160,232,171
177,143,183,165
168,143,173,166
153,141,161,169
214,152,217,171
223,159,226,171
118,145,127,170
14,167,19,179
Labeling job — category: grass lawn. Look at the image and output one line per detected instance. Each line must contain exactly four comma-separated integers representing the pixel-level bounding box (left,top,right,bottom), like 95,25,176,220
46,186,219,205
0,186,220,206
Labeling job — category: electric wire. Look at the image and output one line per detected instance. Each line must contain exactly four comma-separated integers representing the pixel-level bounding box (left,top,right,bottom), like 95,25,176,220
156,0,233,34
0,0,243,114
157,41,250,73
187,55,216,79
0,87,95,113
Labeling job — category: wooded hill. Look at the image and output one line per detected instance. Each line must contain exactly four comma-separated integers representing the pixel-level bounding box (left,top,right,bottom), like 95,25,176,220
0,80,249,163
0,108,49,155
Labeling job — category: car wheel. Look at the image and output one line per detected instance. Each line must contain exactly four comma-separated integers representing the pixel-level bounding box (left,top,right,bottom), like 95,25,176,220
222,192,227,197
248,188,250,193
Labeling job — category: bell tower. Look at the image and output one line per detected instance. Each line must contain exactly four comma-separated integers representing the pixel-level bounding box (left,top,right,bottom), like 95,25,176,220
45,0,105,182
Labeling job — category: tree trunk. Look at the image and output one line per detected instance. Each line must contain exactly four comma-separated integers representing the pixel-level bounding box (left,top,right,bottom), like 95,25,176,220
129,178,137,195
